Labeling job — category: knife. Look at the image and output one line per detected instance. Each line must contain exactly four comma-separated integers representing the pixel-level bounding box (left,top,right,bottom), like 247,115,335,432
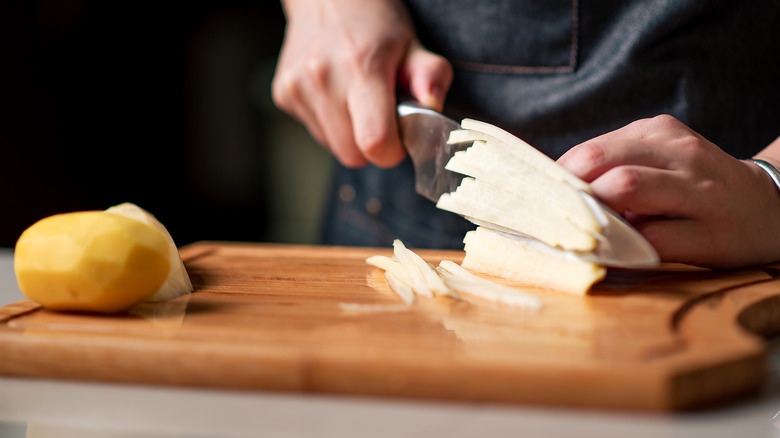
396,101,468,202
396,100,659,268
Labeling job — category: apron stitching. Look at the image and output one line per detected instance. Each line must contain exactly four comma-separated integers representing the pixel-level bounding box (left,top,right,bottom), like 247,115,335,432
453,0,579,74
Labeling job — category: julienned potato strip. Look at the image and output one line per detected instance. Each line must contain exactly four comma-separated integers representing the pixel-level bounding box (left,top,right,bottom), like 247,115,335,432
436,260,543,311
365,239,542,310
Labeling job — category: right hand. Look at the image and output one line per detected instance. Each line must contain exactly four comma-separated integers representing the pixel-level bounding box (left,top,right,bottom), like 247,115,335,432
271,0,453,168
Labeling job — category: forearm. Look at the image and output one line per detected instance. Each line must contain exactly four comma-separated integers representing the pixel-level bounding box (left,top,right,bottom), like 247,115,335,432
753,135,780,169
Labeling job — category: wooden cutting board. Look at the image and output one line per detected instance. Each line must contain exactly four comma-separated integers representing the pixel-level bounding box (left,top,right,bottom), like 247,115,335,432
2,242,780,411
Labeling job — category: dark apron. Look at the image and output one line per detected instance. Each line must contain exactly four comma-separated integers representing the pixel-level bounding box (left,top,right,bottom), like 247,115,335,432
321,0,780,249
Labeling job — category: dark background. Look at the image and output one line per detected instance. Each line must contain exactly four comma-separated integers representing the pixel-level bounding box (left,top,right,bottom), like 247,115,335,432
1,1,326,248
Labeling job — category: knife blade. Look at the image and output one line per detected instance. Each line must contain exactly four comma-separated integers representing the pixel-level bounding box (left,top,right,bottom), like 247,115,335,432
397,101,467,202
396,100,659,268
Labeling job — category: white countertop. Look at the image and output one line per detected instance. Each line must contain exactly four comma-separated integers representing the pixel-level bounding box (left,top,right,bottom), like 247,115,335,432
1,247,780,437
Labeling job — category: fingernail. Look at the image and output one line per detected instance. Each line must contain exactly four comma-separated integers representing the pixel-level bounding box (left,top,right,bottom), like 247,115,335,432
420,85,444,111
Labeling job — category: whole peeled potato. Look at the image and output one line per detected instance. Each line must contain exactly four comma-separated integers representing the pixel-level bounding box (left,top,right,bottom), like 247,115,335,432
14,211,171,313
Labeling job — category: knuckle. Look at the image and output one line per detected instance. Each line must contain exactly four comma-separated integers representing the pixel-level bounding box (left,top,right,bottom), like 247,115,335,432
356,127,390,156
674,134,709,163
651,114,681,127
680,133,705,151
624,117,652,138
354,126,405,168
575,140,608,167
609,167,642,197
304,57,330,88
344,36,404,75
694,177,724,202
349,40,377,65
626,114,680,140
345,50,380,76
270,75,299,109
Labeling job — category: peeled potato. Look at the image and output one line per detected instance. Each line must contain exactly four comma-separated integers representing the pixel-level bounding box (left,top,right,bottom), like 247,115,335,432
14,208,177,313
104,203,193,301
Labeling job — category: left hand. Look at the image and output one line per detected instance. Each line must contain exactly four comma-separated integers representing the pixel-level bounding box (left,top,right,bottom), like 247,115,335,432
557,115,780,269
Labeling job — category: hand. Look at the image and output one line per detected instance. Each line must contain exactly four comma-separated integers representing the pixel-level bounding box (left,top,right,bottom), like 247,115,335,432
557,115,780,269
271,0,453,168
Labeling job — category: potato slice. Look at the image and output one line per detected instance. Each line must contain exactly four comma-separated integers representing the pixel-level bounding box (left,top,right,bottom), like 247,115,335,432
383,271,416,305
366,255,408,282
437,260,542,310
392,240,433,297
461,227,606,296
393,240,453,297
444,139,599,233
437,177,597,251
454,119,591,193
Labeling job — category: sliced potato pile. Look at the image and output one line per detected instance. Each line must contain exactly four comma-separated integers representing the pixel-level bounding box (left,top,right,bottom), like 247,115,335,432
437,119,607,295
366,240,454,304
366,240,541,310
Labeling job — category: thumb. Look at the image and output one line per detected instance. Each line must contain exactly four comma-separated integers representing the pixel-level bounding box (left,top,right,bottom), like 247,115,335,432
401,41,453,112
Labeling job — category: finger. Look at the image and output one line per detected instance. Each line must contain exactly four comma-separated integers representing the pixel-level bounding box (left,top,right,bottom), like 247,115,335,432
589,165,695,217
636,219,717,267
402,42,453,112
313,97,368,168
558,117,684,182
346,74,406,168
559,137,670,183
271,71,328,146
292,55,369,168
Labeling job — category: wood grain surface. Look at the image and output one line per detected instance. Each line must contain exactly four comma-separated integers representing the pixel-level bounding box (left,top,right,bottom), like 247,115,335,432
2,242,780,411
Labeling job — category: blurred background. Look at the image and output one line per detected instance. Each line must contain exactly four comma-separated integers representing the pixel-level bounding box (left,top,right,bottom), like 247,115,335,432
0,1,333,248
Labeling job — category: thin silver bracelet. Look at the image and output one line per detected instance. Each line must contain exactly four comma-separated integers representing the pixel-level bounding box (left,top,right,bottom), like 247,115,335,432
747,159,780,193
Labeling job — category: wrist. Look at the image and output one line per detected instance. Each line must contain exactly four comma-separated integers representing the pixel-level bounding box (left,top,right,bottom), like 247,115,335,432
746,159,780,194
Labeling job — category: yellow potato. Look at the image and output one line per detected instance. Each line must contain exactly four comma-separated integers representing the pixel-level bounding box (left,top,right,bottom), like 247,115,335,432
14,211,171,313
104,202,192,301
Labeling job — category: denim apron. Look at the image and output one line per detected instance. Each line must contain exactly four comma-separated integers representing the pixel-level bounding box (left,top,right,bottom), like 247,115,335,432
321,0,780,249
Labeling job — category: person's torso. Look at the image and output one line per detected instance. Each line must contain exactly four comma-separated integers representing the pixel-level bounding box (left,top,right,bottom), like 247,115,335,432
405,0,780,157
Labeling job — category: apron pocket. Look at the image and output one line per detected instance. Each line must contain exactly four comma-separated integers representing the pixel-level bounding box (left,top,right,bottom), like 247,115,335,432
409,0,578,74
